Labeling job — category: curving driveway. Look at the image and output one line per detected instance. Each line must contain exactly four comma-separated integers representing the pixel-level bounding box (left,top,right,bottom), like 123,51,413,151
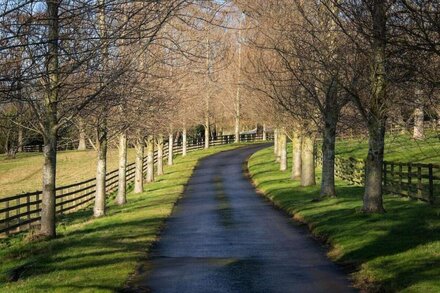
129,144,355,293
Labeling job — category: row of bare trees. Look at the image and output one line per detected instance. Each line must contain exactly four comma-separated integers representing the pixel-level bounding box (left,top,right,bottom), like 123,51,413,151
2,0,439,239
233,0,440,213
0,1,263,239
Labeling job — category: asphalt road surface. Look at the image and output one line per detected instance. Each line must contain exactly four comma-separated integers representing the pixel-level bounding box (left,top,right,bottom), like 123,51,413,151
129,144,355,293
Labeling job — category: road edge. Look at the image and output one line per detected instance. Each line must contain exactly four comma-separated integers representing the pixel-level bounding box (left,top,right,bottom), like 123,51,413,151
242,147,360,292
120,143,267,292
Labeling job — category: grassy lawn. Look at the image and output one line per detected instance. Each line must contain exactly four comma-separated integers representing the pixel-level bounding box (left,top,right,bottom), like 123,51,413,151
335,133,440,163
248,146,440,292
0,143,248,293
0,149,137,198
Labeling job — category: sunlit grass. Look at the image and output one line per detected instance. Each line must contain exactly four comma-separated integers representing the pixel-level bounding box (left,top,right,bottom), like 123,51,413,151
335,133,440,163
0,149,137,198
0,143,248,293
248,146,440,292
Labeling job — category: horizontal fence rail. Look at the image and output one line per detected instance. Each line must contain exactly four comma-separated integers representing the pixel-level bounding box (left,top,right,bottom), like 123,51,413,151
22,142,76,153
317,152,439,204
1,134,270,236
383,161,439,203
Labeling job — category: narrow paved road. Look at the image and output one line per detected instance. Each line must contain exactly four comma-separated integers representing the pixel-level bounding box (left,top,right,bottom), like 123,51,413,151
131,144,355,293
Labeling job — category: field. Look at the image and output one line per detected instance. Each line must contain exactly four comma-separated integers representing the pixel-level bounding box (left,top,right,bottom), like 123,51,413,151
335,133,440,163
2,132,437,199
0,143,246,292
248,146,440,292
0,149,136,198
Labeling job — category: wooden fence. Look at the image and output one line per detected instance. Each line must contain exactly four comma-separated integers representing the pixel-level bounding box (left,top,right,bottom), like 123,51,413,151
0,134,268,236
20,133,271,153
316,152,439,203
22,142,76,153
383,161,439,203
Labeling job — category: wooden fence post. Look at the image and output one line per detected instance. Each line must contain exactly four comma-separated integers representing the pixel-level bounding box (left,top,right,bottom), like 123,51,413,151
417,165,423,199
398,163,403,195
36,192,40,217
428,164,434,204
5,201,10,235
59,189,64,215
16,198,21,232
26,194,31,229
390,162,395,193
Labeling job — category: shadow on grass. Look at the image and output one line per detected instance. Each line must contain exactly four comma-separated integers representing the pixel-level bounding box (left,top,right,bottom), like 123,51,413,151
0,214,170,293
249,147,440,292
0,160,195,292
0,143,258,292
35,284,120,292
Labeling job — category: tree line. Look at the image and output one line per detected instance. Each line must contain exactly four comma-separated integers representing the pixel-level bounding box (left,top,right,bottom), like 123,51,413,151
234,0,439,213
1,1,439,239
0,1,261,239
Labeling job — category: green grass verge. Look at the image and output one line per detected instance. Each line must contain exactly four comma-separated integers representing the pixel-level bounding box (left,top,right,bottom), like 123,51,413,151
248,146,440,293
335,133,440,163
0,143,249,293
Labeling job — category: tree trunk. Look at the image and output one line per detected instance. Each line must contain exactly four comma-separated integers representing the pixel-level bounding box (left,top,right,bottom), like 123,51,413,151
233,107,240,143
93,0,108,218
276,130,282,163
134,134,144,194
156,134,164,176
320,103,338,198
362,0,387,213
40,0,59,238
234,115,240,143
116,131,127,205
413,102,424,140
204,117,210,149
18,126,23,152
146,134,154,183
94,118,107,218
205,38,211,149
320,0,339,198
168,133,173,166
291,132,302,180
363,121,386,213
280,130,287,171
7,147,18,159
77,118,87,150
436,107,440,129
40,132,57,237
301,134,316,187
182,126,187,156
273,128,278,155
262,124,267,141
5,130,18,159
396,108,406,134
235,26,242,144
4,131,10,155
